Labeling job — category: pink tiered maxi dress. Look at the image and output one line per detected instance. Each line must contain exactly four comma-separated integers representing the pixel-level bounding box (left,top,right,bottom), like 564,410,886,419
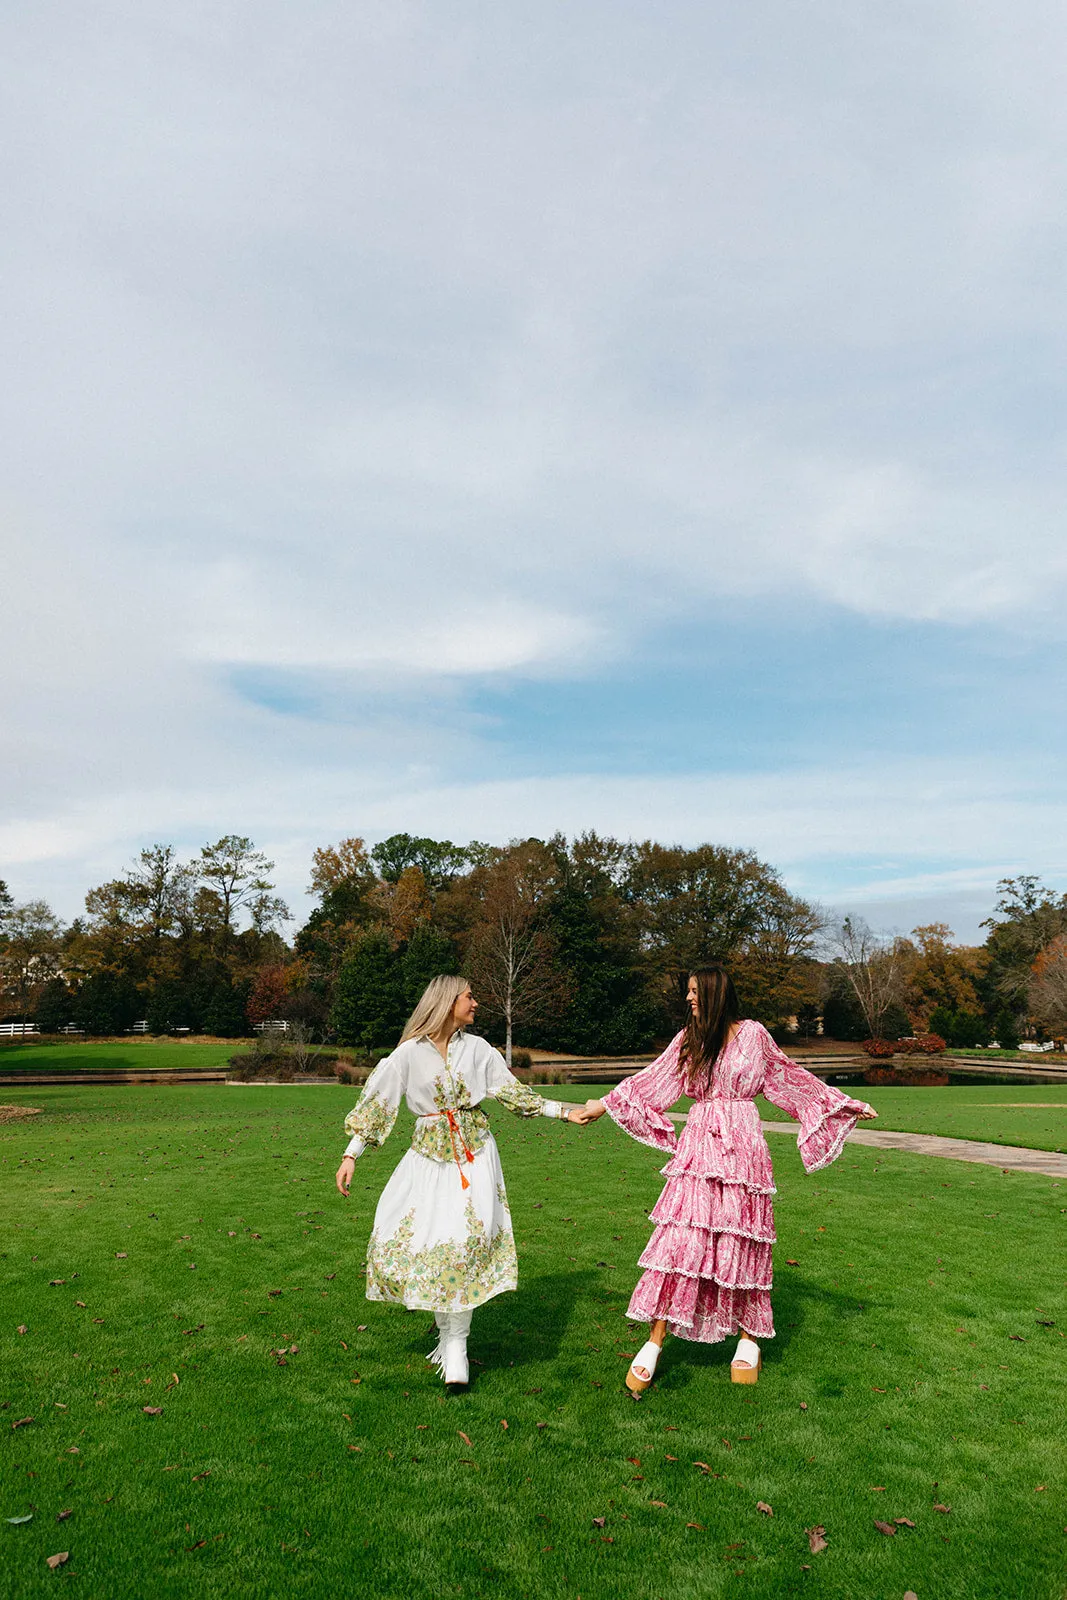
602,1019,874,1343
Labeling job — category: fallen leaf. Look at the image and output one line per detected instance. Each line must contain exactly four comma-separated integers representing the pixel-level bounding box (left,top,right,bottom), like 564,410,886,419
933,1503,952,1514
873,1520,896,1536
182,1325,205,1336
67,1447,79,1454
56,1509,72,1522
500,1419,508,1430
49,1280,66,1287
650,1500,667,1508
340,1341,348,1351
192,1471,210,1481
46,1553,69,1570
693,1461,711,1474
348,1444,362,1452
869,1485,887,1492
756,1501,773,1517
806,1525,828,1554
785,1259,800,1266
458,1431,473,1447
799,1402,808,1411
592,1516,606,1528
665,1454,677,1462
600,1535,614,1543
536,1422,547,1430
16,1326,27,1335
904,1593,919,1600
6,1514,33,1525
871,1386,887,1393
75,1301,86,1308
142,1406,163,1416
895,1516,916,1527
268,1289,282,1298
357,1324,367,1331
115,1252,127,1259
1035,1485,1047,1492
185,1539,207,1551
1009,1334,1026,1341
686,1522,703,1530
12,1417,34,1431
627,1456,641,1466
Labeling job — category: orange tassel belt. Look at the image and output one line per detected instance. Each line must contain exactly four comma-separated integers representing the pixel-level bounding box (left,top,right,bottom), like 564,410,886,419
424,1108,475,1189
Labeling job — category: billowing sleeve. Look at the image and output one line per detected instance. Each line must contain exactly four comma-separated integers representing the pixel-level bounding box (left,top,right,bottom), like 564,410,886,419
484,1047,566,1120
600,1031,687,1154
756,1024,875,1173
342,1048,408,1158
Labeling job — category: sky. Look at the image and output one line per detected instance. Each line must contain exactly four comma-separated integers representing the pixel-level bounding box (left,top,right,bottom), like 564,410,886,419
3,0,1066,944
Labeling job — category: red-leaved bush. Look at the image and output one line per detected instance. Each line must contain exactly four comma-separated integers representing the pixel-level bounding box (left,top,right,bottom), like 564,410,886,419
862,1038,896,1058
897,1034,948,1056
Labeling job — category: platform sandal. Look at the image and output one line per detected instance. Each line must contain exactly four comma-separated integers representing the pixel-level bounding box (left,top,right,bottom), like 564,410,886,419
625,1339,662,1394
730,1336,761,1384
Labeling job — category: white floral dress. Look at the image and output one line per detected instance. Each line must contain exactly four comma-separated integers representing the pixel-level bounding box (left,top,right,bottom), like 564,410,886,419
342,1032,566,1313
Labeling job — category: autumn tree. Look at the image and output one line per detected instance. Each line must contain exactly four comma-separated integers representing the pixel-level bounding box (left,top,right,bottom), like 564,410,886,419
0,900,65,1016
198,836,289,949
1029,935,1067,1040
466,841,570,1065
829,916,908,1040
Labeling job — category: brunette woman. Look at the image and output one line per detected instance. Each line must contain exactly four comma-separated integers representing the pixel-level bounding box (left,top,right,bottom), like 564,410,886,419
579,965,876,1391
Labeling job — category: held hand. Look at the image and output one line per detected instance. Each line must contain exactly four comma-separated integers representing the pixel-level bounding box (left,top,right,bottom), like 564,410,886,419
858,1107,878,1121
568,1099,606,1125
336,1156,356,1196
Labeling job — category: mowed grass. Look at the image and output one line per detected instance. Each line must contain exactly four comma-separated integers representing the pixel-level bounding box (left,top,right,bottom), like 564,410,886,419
0,1041,238,1074
1,1084,1065,1600
754,1085,1067,1156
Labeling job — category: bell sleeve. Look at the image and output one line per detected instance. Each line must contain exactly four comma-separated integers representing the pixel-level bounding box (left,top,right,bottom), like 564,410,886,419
484,1047,566,1120
600,1031,687,1155
342,1048,408,1159
756,1024,875,1173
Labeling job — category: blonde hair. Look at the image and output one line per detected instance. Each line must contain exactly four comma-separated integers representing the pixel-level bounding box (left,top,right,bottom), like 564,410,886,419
400,975,470,1043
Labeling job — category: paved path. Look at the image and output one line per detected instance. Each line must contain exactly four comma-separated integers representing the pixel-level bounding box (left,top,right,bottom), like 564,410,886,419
666,1113,1067,1179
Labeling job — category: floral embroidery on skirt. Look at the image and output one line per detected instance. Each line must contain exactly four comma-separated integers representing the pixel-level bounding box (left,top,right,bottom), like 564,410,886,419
365,1138,518,1312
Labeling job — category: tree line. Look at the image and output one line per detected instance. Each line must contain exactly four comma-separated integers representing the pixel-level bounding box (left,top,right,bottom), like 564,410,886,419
2,837,1065,1053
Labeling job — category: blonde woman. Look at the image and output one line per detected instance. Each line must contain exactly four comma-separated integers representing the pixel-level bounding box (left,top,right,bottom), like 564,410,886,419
335,975,584,1384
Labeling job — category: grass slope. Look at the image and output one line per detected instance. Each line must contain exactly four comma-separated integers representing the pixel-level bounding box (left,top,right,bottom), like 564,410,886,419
0,1041,238,1074
1,1084,1064,1599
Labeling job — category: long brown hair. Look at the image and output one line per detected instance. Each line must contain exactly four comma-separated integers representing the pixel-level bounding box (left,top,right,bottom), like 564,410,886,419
680,964,740,1093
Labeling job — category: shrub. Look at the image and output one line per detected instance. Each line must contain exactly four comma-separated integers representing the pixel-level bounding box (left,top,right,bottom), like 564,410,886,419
862,1038,896,1058
511,1049,532,1071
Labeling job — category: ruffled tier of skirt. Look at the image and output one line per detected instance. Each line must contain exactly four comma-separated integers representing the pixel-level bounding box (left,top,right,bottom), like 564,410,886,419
625,1174,777,1343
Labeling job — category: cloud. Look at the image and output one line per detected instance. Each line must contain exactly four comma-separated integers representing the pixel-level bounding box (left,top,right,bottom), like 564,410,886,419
3,2,1067,931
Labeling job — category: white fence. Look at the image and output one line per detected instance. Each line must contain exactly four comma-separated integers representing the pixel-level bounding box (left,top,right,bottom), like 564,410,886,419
0,1022,39,1038
254,1020,290,1035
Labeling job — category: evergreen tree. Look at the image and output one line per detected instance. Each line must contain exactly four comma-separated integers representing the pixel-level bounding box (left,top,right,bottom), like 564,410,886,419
401,924,459,1007
330,933,407,1047
74,972,142,1036
35,978,75,1033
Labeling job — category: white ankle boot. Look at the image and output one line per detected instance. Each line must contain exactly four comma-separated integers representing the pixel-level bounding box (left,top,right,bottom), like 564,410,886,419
428,1311,472,1385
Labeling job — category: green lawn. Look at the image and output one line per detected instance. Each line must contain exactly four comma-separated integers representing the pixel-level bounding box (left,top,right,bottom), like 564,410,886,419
758,1085,1067,1156
0,1041,239,1074
1,1084,1064,1599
